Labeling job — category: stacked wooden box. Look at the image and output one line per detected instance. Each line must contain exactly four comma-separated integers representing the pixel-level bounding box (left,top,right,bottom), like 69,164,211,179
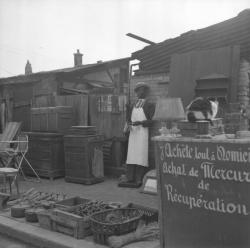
25,106,74,180
224,103,248,133
51,209,92,239
37,196,91,239
224,113,243,133
64,126,104,185
24,132,65,180
178,118,224,137
31,106,74,133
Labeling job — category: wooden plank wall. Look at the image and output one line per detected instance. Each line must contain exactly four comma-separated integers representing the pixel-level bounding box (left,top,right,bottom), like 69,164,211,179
1,85,14,126
55,95,88,126
130,73,169,103
230,46,241,103
32,95,56,107
89,95,127,138
12,83,33,131
169,51,195,107
32,95,88,126
169,46,241,107
32,94,126,135
13,101,31,131
32,75,58,97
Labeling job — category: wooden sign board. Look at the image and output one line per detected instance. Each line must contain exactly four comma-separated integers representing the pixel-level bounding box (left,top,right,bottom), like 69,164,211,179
154,137,250,248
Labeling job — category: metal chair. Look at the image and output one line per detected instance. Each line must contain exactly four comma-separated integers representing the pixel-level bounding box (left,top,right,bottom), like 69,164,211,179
0,134,41,195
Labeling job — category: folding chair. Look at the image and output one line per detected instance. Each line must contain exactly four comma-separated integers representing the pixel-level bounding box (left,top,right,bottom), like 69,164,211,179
0,122,22,167
14,134,41,182
0,122,21,195
0,134,41,196
0,122,21,146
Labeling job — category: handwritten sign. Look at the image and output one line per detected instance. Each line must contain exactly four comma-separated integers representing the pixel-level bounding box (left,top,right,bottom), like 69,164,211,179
154,138,250,248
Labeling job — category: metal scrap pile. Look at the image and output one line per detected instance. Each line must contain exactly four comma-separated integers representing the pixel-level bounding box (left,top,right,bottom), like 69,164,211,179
8,188,67,209
69,200,110,217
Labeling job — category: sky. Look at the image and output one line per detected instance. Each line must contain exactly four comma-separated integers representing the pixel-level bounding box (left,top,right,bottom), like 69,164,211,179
0,0,249,78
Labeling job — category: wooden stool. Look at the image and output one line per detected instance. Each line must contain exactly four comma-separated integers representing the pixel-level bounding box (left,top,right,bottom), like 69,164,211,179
0,168,19,196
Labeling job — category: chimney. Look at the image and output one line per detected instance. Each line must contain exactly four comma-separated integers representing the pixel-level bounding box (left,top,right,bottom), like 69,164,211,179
74,49,83,67
25,60,32,75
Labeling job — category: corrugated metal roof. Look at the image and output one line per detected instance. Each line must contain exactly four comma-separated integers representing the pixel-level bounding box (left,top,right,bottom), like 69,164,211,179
132,9,250,74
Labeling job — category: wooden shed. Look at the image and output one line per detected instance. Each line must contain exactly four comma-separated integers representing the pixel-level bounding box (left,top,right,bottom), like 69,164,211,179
130,9,250,169
0,57,130,136
131,9,250,108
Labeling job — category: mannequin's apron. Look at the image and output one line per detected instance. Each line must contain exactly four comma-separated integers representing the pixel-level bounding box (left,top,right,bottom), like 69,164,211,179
126,104,149,167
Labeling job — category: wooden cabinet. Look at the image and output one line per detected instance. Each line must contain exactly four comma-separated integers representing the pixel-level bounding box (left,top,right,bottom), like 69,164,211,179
24,132,65,180
64,135,104,184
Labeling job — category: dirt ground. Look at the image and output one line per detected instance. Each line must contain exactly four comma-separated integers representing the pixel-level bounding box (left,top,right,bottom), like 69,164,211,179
17,177,158,210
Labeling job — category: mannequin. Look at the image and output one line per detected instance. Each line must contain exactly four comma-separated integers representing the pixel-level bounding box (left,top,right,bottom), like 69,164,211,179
118,82,155,188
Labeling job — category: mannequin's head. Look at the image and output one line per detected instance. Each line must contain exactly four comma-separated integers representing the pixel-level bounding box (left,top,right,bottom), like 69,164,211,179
134,82,150,99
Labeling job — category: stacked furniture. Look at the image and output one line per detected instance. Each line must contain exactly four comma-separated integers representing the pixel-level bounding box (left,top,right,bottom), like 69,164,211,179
24,106,74,180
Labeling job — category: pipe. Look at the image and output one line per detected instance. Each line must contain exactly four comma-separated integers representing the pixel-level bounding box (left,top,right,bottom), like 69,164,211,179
128,63,139,105
126,33,155,45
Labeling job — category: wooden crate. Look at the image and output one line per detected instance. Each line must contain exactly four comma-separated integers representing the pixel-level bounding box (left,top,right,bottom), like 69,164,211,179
55,197,90,211
37,210,53,230
178,118,224,137
31,106,74,133
24,132,65,180
51,209,92,239
64,135,104,184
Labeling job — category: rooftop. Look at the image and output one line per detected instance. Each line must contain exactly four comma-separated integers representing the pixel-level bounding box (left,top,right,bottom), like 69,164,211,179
132,9,250,74
0,57,130,85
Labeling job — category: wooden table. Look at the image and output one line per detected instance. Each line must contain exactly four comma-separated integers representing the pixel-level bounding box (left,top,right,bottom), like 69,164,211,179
153,135,250,248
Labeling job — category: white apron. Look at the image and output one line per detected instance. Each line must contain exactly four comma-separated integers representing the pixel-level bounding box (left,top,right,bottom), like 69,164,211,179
126,104,149,167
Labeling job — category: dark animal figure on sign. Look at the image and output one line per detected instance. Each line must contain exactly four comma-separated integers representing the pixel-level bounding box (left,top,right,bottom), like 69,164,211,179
186,97,218,125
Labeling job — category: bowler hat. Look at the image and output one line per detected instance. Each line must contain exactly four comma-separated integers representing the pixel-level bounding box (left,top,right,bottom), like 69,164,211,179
134,82,149,92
